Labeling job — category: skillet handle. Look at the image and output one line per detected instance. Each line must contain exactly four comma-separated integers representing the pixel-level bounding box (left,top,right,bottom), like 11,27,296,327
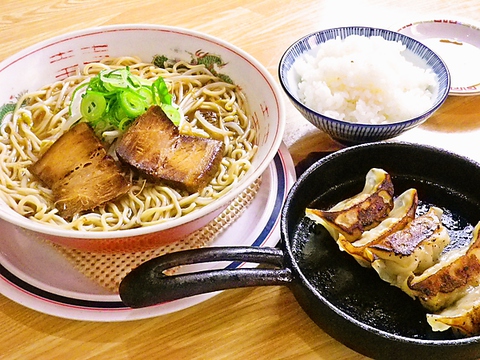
119,246,292,308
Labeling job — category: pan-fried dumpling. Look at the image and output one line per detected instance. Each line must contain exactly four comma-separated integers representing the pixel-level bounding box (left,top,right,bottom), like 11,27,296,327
367,207,450,294
306,168,394,242
337,188,418,267
427,286,480,336
408,221,480,312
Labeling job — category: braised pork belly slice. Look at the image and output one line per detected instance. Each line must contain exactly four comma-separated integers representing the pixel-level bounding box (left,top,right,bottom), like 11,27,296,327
116,105,225,193
29,122,131,219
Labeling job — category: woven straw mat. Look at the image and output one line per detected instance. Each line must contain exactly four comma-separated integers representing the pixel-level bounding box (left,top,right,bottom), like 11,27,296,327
50,177,262,293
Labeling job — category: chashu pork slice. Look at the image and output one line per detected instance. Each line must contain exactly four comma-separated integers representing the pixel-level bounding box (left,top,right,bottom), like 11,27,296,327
29,122,131,219
116,105,225,193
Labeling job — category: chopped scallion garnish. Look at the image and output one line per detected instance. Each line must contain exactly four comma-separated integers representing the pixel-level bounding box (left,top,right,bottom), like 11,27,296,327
75,67,181,132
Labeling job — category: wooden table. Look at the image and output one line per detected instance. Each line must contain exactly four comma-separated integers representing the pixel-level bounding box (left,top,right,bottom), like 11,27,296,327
1,1,479,359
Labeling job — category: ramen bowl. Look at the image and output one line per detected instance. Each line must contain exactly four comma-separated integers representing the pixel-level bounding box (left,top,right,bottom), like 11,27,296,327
278,26,450,144
0,25,285,253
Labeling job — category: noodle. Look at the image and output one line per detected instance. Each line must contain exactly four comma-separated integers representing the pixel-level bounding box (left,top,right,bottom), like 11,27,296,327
0,56,257,231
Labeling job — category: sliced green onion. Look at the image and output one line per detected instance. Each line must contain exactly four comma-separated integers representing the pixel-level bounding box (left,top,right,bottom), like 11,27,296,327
161,104,182,126
74,66,183,133
118,90,148,117
80,92,107,122
114,105,131,130
137,87,154,105
152,77,172,105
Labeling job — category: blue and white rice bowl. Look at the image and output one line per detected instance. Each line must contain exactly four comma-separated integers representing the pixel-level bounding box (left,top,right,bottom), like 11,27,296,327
278,26,451,144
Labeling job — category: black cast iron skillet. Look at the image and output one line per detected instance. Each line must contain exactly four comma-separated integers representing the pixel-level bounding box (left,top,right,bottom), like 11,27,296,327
119,142,480,360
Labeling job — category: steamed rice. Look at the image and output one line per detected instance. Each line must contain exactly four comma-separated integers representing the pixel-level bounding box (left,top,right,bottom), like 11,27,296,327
294,35,437,124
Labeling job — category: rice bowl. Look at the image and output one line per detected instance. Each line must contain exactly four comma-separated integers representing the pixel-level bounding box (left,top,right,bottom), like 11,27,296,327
278,26,451,144
295,35,438,124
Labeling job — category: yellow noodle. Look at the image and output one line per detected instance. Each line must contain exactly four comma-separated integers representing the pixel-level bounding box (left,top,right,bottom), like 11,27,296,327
0,57,257,231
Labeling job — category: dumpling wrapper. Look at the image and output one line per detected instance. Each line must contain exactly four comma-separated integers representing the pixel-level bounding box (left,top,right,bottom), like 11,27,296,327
306,168,394,242
408,221,480,312
337,188,418,267
427,285,480,336
368,207,450,295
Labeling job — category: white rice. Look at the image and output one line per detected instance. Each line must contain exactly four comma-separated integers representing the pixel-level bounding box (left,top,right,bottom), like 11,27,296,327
294,35,437,124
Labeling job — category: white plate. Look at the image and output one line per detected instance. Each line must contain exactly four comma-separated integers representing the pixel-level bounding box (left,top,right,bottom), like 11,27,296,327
0,143,296,322
397,19,480,95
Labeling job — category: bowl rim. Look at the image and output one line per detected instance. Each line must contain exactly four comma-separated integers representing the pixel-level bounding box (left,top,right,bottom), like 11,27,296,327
0,24,286,239
278,26,451,129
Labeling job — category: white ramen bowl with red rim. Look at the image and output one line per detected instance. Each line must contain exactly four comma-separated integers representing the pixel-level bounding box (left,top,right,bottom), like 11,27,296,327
0,24,286,253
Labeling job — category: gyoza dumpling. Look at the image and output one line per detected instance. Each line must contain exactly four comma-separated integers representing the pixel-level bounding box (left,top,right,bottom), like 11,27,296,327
306,168,394,242
427,285,480,336
337,188,418,267
367,207,450,295
408,221,480,312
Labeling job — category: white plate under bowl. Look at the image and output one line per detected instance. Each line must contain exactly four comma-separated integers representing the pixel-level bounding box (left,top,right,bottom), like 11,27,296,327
0,143,295,322
398,19,480,95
